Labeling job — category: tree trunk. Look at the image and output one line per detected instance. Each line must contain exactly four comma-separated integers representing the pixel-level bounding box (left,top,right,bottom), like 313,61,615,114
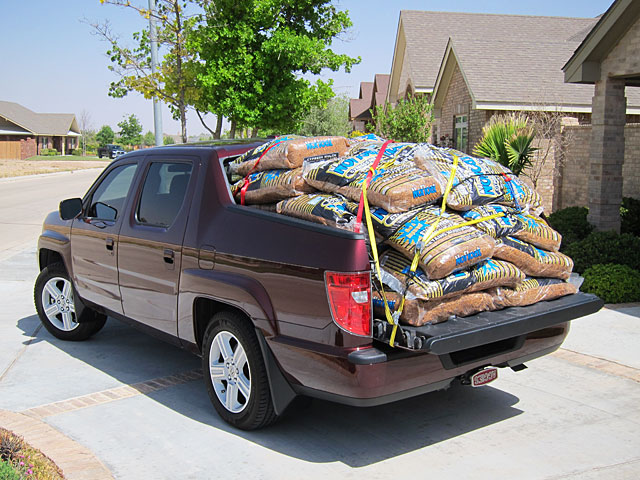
180,105,187,143
230,119,237,139
215,115,223,139
251,127,258,138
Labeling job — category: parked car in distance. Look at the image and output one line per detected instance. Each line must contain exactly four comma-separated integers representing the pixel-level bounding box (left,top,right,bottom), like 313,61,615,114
97,144,126,159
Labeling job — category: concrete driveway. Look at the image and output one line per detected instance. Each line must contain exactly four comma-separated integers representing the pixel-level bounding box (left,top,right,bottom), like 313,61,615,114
0,171,639,479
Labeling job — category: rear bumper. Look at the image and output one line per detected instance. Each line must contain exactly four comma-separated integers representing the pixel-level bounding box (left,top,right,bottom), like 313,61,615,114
268,293,603,406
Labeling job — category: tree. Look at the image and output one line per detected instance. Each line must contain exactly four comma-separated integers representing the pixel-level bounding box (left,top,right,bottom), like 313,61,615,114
117,114,143,146
191,0,359,136
297,95,350,136
371,95,433,143
93,0,199,143
79,109,92,156
473,113,538,176
96,125,115,147
143,130,156,146
163,135,176,145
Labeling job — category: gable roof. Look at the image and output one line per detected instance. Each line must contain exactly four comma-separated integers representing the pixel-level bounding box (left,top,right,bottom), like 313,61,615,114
0,101,79,135
349,81,374,120
373,74,390,108
564,0,640,86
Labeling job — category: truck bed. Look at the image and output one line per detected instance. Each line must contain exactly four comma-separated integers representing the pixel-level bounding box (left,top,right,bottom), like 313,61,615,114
374,292,603,353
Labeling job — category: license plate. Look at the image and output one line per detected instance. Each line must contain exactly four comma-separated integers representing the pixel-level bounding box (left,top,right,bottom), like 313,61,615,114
471,367,498,387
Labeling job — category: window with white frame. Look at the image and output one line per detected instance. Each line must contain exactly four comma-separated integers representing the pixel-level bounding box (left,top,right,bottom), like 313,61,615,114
454,115,468,152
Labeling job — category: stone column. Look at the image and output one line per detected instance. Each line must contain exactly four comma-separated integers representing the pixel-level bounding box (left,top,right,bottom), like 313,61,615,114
588,77,626,232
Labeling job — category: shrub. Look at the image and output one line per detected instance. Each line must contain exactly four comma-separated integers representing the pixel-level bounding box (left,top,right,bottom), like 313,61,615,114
621,196,640,237
0,460,20,480
39,148,59,156
72,149,84,156
370,96,433,143
581,264,640,304
564,231,640,274
547,206,594,249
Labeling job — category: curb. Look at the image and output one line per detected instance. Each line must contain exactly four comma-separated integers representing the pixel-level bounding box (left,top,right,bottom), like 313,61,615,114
0,410,114,480
0,167,106,183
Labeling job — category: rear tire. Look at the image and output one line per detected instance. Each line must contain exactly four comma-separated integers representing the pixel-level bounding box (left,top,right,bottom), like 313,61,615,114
202,311,278,430
34,263,106,341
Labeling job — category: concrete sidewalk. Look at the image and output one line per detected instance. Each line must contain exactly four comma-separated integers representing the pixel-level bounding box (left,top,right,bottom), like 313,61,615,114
1,248,639,480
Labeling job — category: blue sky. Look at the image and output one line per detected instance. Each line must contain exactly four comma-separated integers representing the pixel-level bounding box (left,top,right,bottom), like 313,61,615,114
0,0,613,137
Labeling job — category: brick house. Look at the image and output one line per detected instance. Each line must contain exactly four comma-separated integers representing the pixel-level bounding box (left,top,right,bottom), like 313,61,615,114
0,101,81,160
386,10,640,153
349,74,390,132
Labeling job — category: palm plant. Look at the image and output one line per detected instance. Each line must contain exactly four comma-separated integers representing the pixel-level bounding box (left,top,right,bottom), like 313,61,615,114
473,113,538,176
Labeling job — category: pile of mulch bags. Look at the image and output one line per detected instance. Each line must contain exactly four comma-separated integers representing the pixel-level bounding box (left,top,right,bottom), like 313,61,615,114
229,134,577,327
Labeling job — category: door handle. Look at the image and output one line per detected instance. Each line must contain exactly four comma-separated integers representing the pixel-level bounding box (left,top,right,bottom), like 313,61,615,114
163,248,175,264
105,238,114,250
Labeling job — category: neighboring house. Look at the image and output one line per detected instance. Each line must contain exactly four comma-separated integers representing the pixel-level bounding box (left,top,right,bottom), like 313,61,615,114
386,10,640,152
562,0,640,231
349,74,390,132
0,101,81,160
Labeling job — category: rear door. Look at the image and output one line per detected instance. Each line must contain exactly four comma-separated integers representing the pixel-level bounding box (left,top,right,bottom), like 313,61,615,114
117,156,196,335
71,160,140,314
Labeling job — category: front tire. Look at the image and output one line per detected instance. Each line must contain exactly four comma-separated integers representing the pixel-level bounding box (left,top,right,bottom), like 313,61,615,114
202,312,278,430
34,263,106,341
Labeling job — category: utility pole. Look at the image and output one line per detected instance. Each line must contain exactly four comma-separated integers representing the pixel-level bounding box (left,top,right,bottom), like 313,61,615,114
148,0,163,146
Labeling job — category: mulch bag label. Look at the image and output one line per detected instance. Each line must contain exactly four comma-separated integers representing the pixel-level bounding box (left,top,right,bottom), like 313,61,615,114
415,148,542,211
230,136,349,176
380,249,524,301
462,204,523,238
385,206,496,279
232,168,314,204
304,147,442,213
345,201,422,239
493,236,573,279
493,277,577,308
276,193,355,230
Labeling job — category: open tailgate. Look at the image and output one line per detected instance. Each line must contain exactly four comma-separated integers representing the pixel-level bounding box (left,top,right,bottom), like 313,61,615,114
373,292,603,352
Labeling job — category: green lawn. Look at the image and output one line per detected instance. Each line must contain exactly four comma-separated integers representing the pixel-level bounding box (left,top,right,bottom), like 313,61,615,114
27,155,102,161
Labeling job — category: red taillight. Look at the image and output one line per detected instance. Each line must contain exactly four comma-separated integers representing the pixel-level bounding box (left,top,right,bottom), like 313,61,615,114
324,271,372,337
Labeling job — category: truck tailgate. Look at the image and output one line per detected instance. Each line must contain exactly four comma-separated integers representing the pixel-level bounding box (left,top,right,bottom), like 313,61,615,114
374,292,603,352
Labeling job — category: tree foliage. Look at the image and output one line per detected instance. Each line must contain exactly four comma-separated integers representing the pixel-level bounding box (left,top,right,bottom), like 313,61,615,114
117,114,143,146
370,96,433,143
95,0,199,142
143,130,156,146
190,0,359,134
473,113,538,176
96,125,115,147
296,95,350,136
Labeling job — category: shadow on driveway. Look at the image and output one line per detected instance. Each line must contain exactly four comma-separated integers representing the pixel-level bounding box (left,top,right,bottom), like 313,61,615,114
16,315,522,467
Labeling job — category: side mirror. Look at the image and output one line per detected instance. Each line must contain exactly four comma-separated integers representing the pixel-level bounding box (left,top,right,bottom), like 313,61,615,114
59,198,83,220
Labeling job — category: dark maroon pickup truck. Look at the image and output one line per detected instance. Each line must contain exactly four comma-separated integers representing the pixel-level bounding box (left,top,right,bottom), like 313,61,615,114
35,141,602,430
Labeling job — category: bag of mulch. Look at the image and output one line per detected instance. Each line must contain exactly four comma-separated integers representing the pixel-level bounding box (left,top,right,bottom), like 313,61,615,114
228,135,301,175
344,201,422,239
347,133,386,155
492,277,577,308
415,148,542,211
248,203,278,213
276,193,355,230
385,206,496,279
232,168,314,204
304,148,441,213
511,213,562,252
373,290,495,326
380,249,524,301
493,236,573,280
230,136,349,176
462,204,523,238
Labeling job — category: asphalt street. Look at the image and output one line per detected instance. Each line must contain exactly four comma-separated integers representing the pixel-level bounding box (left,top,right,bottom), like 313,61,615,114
0,171,639,479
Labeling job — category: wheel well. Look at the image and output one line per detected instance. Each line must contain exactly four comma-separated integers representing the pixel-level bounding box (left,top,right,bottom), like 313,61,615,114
39,249,64,272
193,297,253,351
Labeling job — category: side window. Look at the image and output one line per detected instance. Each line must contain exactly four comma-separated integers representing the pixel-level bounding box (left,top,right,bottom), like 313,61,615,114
137,162,193,228
88,163,138,220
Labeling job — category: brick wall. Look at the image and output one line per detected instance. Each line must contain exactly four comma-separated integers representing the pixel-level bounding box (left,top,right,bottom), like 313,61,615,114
555,124,640,209
600,17,640,79
20,137,36,159
439,64,476,152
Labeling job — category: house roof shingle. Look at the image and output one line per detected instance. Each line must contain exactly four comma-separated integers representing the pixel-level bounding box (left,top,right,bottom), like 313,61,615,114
0,101,78,135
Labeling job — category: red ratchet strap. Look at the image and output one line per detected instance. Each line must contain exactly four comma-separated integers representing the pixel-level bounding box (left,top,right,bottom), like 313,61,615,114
354,139,393,233
240,143,279,205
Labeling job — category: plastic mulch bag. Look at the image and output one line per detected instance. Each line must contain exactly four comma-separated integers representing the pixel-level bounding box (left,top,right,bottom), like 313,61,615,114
276,193,355,230
492,277,577,308
493,236,573,279
232,168,314,204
